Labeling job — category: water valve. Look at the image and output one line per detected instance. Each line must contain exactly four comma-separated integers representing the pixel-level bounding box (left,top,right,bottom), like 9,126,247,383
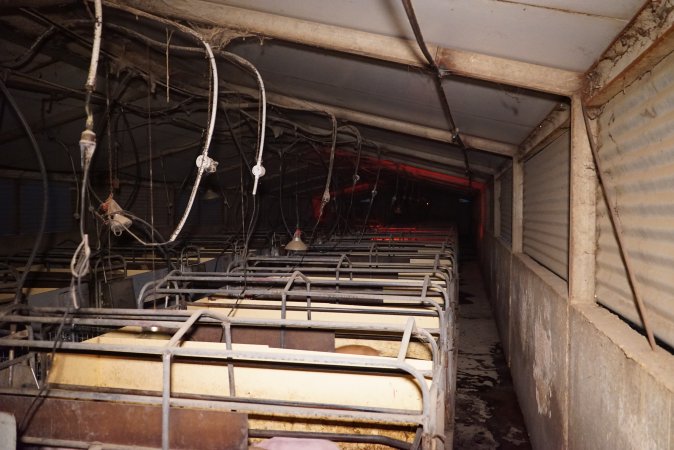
196,154,218,173
251,163,266,195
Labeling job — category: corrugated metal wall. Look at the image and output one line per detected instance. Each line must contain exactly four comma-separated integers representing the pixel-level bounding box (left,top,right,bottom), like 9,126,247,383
595,50,674,348
523,131,570,280
500,167,513,245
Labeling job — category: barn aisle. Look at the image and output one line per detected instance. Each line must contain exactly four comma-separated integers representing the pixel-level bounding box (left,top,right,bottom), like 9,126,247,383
454,258,530,449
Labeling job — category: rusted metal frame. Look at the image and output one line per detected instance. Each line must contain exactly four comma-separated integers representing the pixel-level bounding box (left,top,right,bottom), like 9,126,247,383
335,253,354,284
281,271,312,346
165,311,207,449
149,275,450,299
0,313,441,364
92,254,128,309
20,436,156,449
139,272,451,307
230,257,453,271
580,106,657,350
2,306,449,445
312,242,455,251
228,268,452,290
0,342,436,425
227,258,455,281
397,317,417,363
145,285,448,313
247,429,413,450
0,326,437,379
161,352,171,450
228,264,454,284
159,272,449,291
179,245,201,272
2,386,426,427
222,322,236,397
223,269,453,306
136,269,182,307
21,431,414,450
5,307,441,326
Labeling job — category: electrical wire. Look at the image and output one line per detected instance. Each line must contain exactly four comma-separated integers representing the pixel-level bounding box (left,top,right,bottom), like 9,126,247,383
0,79,49,305
216,52,267,195
100,1,219,244
358,150,382,243
401,0,473,182
69,0,102,309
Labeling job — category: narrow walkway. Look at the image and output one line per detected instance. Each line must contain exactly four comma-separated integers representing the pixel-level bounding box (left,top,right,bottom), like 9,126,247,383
453,260,531,449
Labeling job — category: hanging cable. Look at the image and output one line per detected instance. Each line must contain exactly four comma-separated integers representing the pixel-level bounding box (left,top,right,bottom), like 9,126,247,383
216,52,267,195
401,0,473,182
342,125,363,231
0,79,49,304
100,1,219,244
358,149,383,243
67,0,102,309
316,112,337,223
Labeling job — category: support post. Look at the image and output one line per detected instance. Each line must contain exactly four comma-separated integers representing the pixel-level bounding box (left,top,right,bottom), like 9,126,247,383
569,96,596,303
494,177,501,237
511,159,524,253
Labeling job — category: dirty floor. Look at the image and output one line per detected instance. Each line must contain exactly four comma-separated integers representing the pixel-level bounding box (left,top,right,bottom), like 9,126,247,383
453,259,531,449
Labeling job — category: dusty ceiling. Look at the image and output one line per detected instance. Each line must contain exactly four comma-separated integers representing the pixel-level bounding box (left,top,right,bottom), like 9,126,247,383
0,0,648,199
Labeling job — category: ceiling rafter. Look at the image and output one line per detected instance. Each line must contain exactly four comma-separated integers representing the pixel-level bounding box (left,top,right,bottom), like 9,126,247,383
584,1,674,106
110,0,583,96
228,83,517,158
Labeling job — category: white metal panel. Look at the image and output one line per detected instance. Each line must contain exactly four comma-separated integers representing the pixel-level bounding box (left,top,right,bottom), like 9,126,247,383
595,49,674,348
523,131,569,280
217,0,643,71
500,167,513,245
230,40,561,145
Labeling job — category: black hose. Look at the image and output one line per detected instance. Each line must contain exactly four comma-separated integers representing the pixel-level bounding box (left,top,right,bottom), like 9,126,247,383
0,79,49,304
401,0,472,180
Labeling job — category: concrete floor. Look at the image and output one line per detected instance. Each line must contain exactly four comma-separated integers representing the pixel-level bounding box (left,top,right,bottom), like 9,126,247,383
453,259,531,449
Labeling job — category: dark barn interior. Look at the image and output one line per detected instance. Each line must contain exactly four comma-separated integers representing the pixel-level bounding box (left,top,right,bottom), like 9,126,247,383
0,1,673,450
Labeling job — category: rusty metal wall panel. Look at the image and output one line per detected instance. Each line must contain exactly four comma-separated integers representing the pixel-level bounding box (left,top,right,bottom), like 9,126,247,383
500,167,513,245
0,395,248,449
523,131,569,280
595,51,674,348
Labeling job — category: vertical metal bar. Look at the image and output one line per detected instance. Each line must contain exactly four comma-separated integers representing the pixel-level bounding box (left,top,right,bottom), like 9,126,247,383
161,352,171,450
306,281,311,321
280,291,286,348
581,105,656,350
397,317,416,363
223,323,236,397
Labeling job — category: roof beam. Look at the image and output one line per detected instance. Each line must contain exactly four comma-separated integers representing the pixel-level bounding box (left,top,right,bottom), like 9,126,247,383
519,103,570,160
584,2,674,106
377,142,496,176
111,0,582,96
228,83,517,158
